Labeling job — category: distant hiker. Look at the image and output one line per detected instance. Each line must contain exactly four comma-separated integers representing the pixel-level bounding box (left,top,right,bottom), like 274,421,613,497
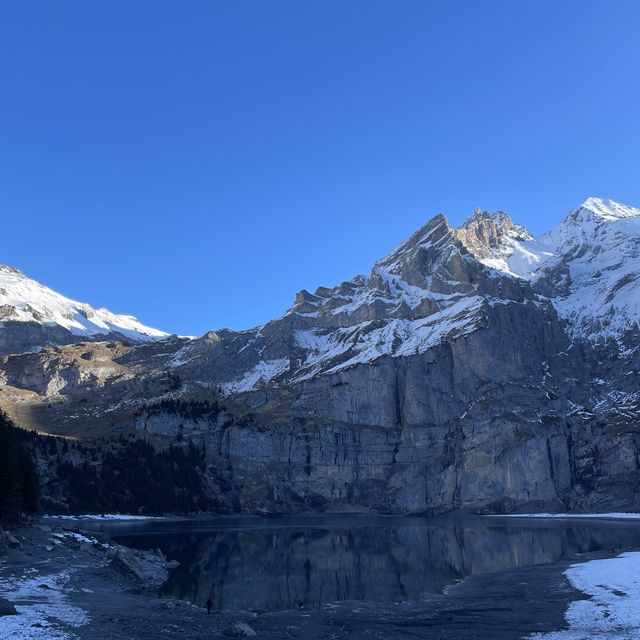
206,597,212,615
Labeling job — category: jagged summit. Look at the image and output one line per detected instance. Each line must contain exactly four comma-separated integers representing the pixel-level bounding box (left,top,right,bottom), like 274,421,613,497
209,208,544,393
455,209,534,272
375,213,451,274
460,208,518,230
215,196,640,393
448,197,640,342
0,262,168,353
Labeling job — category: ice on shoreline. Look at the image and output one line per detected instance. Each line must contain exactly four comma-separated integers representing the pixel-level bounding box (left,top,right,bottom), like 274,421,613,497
531,551,640,639
45,513,160,520
0,568,88,639
493,512,640,520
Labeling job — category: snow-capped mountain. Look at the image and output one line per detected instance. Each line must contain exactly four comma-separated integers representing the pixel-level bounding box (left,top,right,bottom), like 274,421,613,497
468,197,640,343
181,211,505,394
204,197,640,396
1,196,640,516
3,197,636,387
0,263,168,352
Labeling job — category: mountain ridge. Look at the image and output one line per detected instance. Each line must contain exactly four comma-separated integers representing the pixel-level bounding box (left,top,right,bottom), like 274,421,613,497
1,196,639,516
194,196,639,395
2,196,637,355
0,262,169,354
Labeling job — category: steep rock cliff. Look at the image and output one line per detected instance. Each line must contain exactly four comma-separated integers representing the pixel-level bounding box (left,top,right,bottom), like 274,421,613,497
1,197,639,514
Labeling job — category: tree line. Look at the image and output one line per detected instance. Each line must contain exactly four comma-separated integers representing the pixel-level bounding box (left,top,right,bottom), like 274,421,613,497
0,410,39,523
55,436,214,514
1,408,226,521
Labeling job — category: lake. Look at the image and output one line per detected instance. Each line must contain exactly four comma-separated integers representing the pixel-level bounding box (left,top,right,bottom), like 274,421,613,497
73,514,640,613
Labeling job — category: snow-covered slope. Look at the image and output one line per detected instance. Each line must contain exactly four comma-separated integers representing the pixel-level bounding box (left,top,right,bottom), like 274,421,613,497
536,198,640,342
286,215,507,382
0,264,168,343
469,197,640,342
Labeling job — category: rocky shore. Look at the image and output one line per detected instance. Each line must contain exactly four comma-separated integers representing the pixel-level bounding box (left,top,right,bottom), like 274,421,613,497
5,517,637,639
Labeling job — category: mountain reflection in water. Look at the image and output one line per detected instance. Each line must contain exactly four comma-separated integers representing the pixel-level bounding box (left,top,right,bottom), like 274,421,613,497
96,515,640,612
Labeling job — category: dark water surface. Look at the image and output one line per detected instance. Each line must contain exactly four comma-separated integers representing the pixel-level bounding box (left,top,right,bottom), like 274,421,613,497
72,514,640,612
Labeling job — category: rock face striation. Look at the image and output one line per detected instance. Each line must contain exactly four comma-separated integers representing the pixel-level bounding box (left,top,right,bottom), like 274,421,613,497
1,197,639,514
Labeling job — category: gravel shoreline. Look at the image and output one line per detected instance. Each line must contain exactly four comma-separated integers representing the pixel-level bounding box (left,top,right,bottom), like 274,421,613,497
0,519,628,639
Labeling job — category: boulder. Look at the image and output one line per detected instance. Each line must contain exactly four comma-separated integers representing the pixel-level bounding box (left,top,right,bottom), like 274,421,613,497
223,621,257,637
6,533,22,549
0,598,18,616
108,544,168,589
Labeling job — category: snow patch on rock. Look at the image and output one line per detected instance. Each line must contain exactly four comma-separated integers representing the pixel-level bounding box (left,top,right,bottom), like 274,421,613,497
220,358,290,395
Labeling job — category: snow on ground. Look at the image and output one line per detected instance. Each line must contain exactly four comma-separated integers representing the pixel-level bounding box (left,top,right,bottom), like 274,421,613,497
530,552,640,639
497,513,640,520
52,532,95,545
0,567,88,639
45,514,165,521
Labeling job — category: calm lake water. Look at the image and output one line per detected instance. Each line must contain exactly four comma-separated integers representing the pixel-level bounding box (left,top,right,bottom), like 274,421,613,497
73,514,640,612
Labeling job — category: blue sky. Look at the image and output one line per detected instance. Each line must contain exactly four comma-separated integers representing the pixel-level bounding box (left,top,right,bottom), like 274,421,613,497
1,1,639,336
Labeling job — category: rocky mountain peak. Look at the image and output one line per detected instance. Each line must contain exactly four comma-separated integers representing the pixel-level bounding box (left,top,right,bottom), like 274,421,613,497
538,197,640,250
455,209,533,264
374,213,452,275
531,198,640,343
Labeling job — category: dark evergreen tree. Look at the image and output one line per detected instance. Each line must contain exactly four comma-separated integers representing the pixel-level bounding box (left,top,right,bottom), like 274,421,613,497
0,410,40,522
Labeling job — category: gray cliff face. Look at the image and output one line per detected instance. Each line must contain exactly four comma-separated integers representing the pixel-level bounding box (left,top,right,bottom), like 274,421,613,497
0,320,165,356
203,301,573,514
0,321,86,356
1,198,640,514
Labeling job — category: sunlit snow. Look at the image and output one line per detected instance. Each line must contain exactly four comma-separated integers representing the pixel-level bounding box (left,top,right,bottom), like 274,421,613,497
476,197,640,343
0,264,167,341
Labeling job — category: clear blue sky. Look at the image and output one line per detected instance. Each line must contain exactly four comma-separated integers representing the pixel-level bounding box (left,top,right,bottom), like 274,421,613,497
1,1,639,336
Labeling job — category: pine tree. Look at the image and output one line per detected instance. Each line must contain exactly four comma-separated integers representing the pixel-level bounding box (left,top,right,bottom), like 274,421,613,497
0,414,21,520
0,410,40,522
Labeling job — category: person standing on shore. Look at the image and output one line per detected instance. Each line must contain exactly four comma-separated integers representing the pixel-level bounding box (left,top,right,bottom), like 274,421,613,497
205,596,212,615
